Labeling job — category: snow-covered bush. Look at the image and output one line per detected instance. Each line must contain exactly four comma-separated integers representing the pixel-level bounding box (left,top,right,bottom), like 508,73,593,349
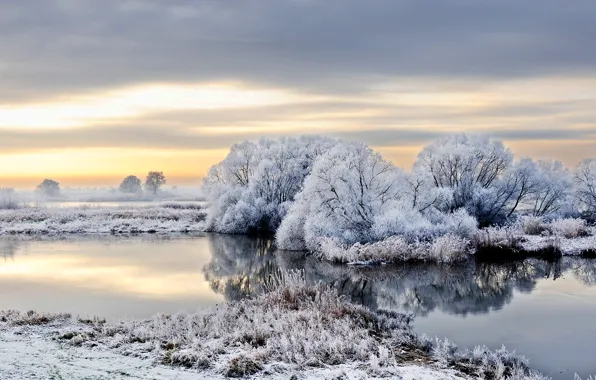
208,133,588,260
204,136,338,234
0,188,19,210
521,216,546,235
315,233,471,264
473,226,523,251
548,218,588,238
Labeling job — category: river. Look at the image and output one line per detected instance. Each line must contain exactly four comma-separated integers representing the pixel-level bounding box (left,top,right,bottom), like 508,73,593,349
0,234,595,379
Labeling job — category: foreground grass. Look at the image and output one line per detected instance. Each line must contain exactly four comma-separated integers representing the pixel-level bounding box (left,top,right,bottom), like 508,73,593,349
1,272,548,379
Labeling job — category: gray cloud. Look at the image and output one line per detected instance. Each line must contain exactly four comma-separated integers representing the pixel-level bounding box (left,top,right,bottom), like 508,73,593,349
0,122,592,154
1,0,596,102
334,127,596,148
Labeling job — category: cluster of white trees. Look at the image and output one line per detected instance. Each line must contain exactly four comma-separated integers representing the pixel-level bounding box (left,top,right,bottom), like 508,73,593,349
203,134,594,254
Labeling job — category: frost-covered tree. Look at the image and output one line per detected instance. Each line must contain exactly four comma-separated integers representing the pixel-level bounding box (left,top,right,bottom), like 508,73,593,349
404,168,453,213
144,171,166,195
277,142,405,250
36,179,60,197
527,160,573,217
465,158,542,225
413,134,560,225
574,159,596,216
277,141,478,252
203,136,339,234
119,175,142,194
414,134,513,211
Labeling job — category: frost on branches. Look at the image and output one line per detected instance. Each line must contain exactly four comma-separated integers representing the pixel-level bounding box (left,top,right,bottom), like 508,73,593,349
203,136,339,234
276,141,477,263
414,134,573,225
206,133,590,263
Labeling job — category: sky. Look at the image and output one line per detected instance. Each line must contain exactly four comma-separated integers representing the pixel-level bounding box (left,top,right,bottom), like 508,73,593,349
1,0,595,188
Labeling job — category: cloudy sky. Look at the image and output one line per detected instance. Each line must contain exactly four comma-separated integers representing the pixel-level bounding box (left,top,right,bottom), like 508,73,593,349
1,0,595,187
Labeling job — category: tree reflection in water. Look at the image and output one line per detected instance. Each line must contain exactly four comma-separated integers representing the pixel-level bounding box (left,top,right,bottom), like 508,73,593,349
0,239,18,261
202,234,596,317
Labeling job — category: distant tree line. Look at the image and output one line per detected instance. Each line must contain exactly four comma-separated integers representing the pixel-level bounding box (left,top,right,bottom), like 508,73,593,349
31,171,167,198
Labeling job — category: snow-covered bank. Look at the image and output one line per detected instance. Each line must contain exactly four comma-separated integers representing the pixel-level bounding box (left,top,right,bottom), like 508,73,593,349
0,273,548,380
317,234,471,265
475,218,596,258
314,218,596,265
0,204,206,236
0,327,468,380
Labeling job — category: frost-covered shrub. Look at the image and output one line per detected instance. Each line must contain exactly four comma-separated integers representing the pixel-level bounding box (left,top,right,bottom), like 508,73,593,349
430,234,471,262
0,188,19,210
473,226,523,251
204,136,339,234
548,218,588,238
521,216,546,235
316,234,471,264
0,309,71,326
28,271,548,380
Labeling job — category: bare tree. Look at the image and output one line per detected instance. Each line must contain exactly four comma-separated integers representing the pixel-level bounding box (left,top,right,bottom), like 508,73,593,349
144,171,166,195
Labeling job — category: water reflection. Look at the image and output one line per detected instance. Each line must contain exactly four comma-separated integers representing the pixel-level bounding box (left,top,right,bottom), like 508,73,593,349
0,240,17,261
0,235,224,320
201,234,596,318
2,234,595,379
203,235,279,301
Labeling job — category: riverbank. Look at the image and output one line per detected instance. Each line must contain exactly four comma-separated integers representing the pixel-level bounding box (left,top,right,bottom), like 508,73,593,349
0,272,548,380
0,204,205,236
317,218,596,265
2,204,596,265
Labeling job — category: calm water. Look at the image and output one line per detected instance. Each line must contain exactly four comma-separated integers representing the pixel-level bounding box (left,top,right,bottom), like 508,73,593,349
1,234,595,379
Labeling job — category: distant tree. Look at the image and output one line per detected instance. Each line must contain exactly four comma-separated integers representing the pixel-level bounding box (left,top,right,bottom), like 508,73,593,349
145,171,166,195
119,175,142,194
36,179,60,197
